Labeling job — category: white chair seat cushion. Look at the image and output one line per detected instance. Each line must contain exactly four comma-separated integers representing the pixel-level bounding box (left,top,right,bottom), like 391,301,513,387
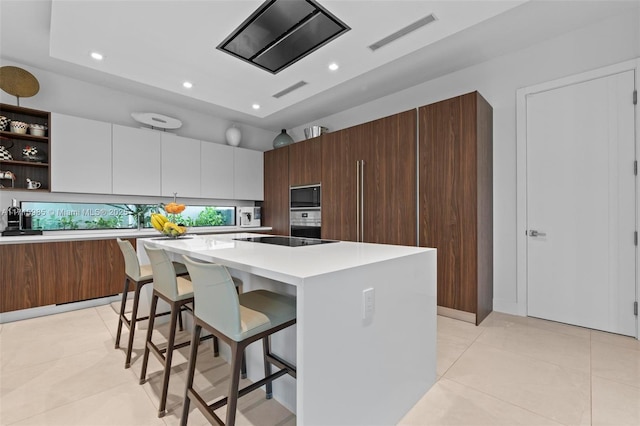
176,276,194,301
239,306,270,335
236,290,296,341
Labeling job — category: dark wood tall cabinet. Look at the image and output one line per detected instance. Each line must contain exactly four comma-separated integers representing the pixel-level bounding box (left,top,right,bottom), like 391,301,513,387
263,146,290,236
321,126,359,242
322,109,416,246
367,110,416,246
418,91,493,325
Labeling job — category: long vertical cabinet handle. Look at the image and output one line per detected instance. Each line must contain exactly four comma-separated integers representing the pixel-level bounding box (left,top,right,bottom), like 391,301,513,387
356,160,360,242
360,160,365,242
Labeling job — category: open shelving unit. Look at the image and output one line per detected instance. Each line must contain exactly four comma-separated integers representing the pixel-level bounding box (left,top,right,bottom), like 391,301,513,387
0,103,50,191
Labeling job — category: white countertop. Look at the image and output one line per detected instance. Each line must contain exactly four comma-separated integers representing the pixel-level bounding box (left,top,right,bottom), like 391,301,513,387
142,233,432,285
0,226,272,245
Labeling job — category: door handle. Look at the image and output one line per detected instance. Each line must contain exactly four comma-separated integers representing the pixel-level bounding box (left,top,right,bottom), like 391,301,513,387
360,160,365,242
528,230,547,237
356,160,360,242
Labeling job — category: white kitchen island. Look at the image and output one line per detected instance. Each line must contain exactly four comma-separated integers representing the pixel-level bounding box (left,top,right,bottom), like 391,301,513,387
142,233,436,426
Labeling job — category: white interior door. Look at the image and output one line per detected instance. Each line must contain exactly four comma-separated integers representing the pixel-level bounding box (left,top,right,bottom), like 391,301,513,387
526,70,636,336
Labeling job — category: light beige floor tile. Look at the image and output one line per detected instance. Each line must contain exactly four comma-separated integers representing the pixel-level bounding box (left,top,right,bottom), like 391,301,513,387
591,339,640,388
398,378,562,425
591,329,640,352
592,376,640,425
437,315,485,344
437,336,470,377
0,309,114,372
482,311,591,339
7,381,165,426
443,342,590,425
0,348,133,425
95,302,123,338
475,320,591,373
8,304,640,426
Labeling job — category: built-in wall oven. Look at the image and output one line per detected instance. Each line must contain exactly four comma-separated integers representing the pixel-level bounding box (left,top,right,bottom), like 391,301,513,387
290,184,321,238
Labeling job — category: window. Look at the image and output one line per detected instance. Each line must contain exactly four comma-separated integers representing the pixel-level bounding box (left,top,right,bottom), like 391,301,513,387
19,202,236,231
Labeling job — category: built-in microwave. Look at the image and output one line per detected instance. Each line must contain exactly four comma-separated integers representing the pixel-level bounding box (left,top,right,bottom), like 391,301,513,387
290,184,321,209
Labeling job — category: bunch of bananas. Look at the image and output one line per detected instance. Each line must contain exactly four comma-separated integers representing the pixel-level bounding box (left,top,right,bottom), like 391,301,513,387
150,213,187,237
165,202,186,214
150,213,169,231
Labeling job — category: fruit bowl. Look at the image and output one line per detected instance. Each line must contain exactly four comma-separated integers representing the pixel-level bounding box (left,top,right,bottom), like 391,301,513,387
162,222,187,238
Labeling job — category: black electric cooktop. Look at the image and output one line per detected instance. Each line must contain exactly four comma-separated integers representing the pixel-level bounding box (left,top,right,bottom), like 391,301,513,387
234,236,337,247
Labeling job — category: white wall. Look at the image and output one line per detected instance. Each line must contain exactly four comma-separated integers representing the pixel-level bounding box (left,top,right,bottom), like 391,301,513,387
0,59,277,225
0,60,276,151
291,11,640,315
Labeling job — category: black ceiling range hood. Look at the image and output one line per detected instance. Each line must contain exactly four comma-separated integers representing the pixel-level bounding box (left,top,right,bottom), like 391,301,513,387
217,0,350,74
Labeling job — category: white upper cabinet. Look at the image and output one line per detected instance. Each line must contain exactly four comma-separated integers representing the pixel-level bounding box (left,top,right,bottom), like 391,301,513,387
234,147,264,200
51,113,112,194
161,133,201,198
201,141,234,200
112,125,161,196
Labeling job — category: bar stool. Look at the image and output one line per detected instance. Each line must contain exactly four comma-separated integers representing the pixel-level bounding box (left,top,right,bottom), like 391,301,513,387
139,244,213,417
180,256,297,426
114,238,189,369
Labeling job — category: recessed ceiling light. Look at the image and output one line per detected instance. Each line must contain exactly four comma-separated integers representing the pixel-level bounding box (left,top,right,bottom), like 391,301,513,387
183,81,193,89
90,52,103,61
328,62,339,71
252,104,261,110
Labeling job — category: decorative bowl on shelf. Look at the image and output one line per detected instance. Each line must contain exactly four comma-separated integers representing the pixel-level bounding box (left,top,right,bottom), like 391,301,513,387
0,116,10,131
10,121,28,134
29,124,47,137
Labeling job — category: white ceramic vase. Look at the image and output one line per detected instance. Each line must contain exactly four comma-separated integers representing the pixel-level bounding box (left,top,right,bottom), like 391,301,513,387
225,126,241,147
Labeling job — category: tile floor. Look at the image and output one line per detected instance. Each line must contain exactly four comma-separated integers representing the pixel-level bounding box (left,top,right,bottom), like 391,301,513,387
0,306,638,425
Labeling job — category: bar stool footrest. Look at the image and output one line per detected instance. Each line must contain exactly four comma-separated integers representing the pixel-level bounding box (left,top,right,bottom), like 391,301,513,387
208,367,291,412
187,388,225,426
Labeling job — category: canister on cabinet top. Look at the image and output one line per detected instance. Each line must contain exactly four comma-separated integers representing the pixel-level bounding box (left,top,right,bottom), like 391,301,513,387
22,211,32,230
7,198,20,230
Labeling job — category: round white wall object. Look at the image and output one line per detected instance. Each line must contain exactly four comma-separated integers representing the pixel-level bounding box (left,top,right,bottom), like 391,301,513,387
131,112,182,129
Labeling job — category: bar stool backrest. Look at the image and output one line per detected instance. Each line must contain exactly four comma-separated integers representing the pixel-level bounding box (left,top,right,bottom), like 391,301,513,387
117,238,142,281
182,256,243,339
144,244,180,300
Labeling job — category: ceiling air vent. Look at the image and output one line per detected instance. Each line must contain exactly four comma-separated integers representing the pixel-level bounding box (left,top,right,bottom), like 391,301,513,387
218,0,350,74
273,81,308,99
368,14,437,51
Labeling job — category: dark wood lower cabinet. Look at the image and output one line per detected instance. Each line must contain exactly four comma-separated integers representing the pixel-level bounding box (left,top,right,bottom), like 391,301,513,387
0,238,131,313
